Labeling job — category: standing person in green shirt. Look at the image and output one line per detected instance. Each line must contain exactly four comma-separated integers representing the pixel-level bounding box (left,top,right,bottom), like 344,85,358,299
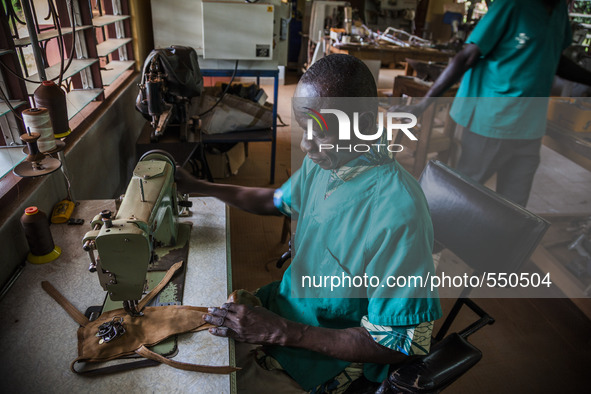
413,0,591,207
176,54,441,392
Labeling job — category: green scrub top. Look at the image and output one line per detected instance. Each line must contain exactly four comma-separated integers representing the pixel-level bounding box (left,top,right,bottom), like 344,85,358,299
449,0,572,139
258,156,441,390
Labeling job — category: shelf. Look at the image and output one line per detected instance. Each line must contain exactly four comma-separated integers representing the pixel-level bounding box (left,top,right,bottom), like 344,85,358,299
96,38,132,57
0,100,27,117
0,146,26,179
25,58,98,93
66,88,103,119
92,15,130,27
100,60,135,86
0,49,14,56
201,128,273,143
13,26,92,46
570,13,591,19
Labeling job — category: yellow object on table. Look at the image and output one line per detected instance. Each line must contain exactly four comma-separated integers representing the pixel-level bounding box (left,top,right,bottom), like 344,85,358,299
51,199,75,223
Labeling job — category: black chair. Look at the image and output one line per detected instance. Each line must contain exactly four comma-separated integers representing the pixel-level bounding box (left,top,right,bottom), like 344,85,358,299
376,160,550,393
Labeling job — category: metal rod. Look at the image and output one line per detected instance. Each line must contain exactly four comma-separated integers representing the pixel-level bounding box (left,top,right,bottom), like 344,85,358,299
139,178,145,202
20,0,47,80
58,151,75,202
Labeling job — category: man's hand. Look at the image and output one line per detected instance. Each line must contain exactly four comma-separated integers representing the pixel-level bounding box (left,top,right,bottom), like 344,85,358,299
205,303,409,365
388,99,432,118
204,303,295,346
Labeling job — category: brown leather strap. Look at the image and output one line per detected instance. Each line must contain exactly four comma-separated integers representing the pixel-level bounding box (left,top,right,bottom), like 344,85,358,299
41,281,89,327
71,357,160,375
138,260,183,311
135,345,240,374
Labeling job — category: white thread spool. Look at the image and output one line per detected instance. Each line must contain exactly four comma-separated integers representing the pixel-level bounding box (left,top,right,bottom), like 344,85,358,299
22,108,56,153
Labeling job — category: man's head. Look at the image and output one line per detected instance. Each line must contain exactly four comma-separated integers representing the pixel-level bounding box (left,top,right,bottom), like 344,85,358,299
296,54,378,98
294,55,379,170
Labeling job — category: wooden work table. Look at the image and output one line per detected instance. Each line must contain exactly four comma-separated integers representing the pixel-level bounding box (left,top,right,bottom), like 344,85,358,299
534,122,591,319
331,43,453,66
0,198,235,393
544,120,591,172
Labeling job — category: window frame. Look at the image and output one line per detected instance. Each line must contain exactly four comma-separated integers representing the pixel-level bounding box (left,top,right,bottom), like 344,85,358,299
0,0,138,216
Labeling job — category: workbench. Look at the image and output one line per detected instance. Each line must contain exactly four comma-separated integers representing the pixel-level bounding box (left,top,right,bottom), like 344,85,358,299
330,43,453,67
0,198,235,393
200,68,280,184
544,120,591,172
531,121,591,319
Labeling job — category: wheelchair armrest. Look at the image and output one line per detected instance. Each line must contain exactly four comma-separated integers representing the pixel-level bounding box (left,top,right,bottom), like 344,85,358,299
376,333,482,393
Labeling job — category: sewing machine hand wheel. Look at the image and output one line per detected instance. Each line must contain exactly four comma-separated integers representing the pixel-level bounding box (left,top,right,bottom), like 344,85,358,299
139,149,177,176
140,149,194,216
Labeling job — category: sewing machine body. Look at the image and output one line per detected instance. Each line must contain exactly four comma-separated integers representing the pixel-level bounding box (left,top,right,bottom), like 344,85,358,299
83,152,178,303
136,46,203,142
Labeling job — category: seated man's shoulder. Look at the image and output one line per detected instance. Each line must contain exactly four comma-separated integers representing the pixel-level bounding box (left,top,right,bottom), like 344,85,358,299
375,164,429,217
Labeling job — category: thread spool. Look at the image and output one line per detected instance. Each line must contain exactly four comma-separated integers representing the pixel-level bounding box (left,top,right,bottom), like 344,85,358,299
13,132,62,177
34,80,70,138
21,132,45,165
22,108,56,153
20,206,61,264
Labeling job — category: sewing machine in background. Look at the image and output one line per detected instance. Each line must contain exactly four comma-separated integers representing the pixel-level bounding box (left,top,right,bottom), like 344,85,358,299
82,150,192,318
136,46,203,142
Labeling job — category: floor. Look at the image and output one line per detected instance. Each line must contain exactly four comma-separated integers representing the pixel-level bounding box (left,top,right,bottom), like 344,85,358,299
216,69,591,393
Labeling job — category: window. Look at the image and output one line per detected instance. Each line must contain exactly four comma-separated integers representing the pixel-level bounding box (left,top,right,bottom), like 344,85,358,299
0,0,135,178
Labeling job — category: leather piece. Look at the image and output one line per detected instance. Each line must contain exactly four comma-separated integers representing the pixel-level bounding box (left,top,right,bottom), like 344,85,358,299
137,261,183,311
386,333,482,393
41,281,89,326
136,345,239,374
419,160,550,274
227,289,262,307
71,358,161,375
42,261,238,375
74,305,212,365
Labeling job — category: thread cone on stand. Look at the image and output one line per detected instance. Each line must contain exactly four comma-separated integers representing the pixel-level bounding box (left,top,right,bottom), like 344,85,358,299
34,81,70,138
20,206,61,264
13,132,62,178
22,107,56,153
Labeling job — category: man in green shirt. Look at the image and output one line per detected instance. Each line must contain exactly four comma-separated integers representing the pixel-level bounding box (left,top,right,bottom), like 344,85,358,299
177,54,441,392
414,0,591,206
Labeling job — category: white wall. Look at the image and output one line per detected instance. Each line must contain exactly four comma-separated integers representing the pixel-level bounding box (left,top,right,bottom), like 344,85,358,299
150,0,290,69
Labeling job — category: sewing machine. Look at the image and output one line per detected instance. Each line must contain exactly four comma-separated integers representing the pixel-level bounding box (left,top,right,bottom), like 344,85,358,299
82,150,186,316
136,46,203,142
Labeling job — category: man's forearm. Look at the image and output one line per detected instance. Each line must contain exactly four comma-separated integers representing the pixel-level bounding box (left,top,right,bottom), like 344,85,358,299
424,43,481,99
207,303,408,364
283,323,407,365
186,179,280,215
